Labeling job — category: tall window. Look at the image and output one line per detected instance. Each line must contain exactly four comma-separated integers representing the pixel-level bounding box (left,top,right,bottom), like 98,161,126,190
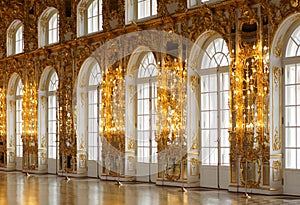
16,79,23,157
126,0,157,24
137,52,158,163
7,20,24,56
38,8,59,47
87,0,102,33
284,25,300,169
200,38,230,166
77,0,103,37
88,64,101,161
48,13,59,45
48,72,59,159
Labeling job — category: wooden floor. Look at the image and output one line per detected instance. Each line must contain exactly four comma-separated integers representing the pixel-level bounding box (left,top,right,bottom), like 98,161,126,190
0,171,300,205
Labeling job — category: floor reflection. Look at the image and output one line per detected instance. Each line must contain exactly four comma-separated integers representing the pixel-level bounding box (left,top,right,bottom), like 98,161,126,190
0,171,299,205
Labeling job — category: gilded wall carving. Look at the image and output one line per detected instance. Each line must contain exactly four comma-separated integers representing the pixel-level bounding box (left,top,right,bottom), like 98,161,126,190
0,0,295,182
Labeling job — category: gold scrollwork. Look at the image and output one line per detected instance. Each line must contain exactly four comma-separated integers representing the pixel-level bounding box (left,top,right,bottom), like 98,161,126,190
41,96,47,109
127,156,135,171
41,135,46,148
240,157,261,188
190,76,199,93
272,160,282,182
274,37,284,57
128,85,135,103
9,152,15,163
190,158,199,176
190,136,198,150
79,154,87,168
40,152,47,165
273,67,281,89
127,136,135,150
290,0,299,7
273,128,281,151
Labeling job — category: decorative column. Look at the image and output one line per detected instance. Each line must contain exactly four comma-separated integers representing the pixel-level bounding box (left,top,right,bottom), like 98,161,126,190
229,2,281,195
100,63,126,180
22,81,38,171
156,51,192,187
0,87,7,169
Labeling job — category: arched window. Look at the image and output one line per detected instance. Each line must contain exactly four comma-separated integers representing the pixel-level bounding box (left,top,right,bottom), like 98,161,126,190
187,0,221,8
125,0,157,24
136,52,157,163
7,20,24,56
16,79,23,158
200,38,230,166
38,8,59,47
88,63,101,161
48,72,59,159
77,0,103,37
284,25,300,169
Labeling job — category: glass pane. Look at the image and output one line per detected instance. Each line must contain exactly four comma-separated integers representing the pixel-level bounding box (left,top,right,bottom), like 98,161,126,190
208,129,217,147
138,52,157,78
144,148,150,163
201,75,209,92
138,100,143,114
298,128,300,147
285,128,296,147
221,148,230,165
298,86,300,105
214,53,224,66
143,99,150,115
220,91,229,109
137,116,143,130
201,54,211,69
298,150,300,169
201,130,209,147
137,133,143,146
285,86,296,105
220,73,229,91
209,74,217,92
201,111,209,129
209,111,217,129
152,0,157,15
220,110,229,128
298,106,300,126
286,149,296,169
143,115,150,130
201,93,209,110
151,147,157,163
201,148,209,165
210,148,218,165
220,129,229,147
286,39,298,57
137,148,143,161
210,92,217,110
285,65,296,84
285,107,296,127
88,18,93,33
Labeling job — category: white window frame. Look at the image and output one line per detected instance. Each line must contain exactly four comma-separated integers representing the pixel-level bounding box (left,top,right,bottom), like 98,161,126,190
87,63,101,161
126,0,157,24
7,20,24,56
16,79,23,157
47,71,59,159
200,37,230,166
38,7,59,47
283,25,300,170
136,52,158,163
77,0,103,37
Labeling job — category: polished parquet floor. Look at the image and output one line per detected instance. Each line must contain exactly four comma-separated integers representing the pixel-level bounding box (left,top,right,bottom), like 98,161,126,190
0,171,300,205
